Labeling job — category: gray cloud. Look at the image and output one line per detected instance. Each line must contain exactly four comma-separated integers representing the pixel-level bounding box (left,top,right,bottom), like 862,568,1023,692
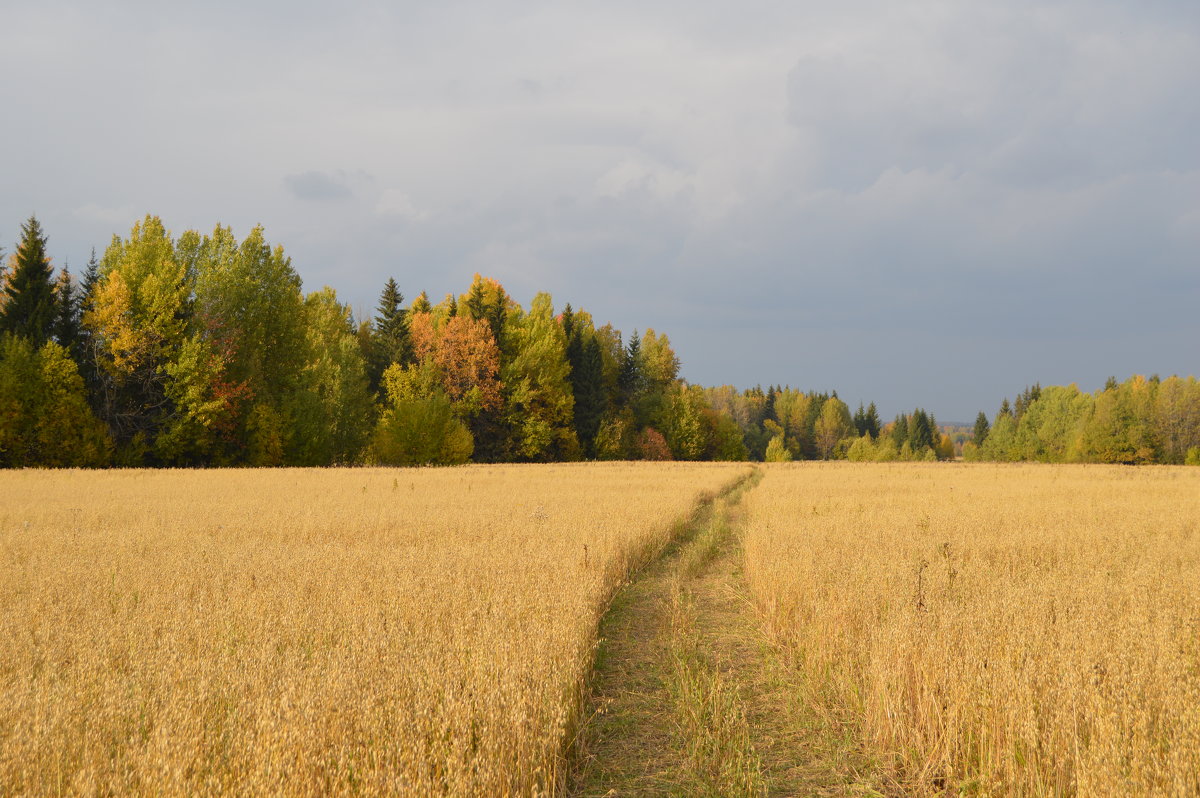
2,0,1197,420
284,172,354,202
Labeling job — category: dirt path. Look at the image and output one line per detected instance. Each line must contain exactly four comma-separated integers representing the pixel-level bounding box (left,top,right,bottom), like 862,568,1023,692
569,471,876,797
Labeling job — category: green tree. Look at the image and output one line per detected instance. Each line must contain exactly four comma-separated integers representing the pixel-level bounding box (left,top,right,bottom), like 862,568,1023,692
972,411,990,446
564,313,607,457
909,409,934,452
664,383,707,460
51,265,81,354
372,364,473,465
891,413,909,449
2,216,57,344
764,435,792,462
501,293,577,460
367,277,409,394
0,336,110,467
864,402,881,439
287,287,374,465
815,396,853,459
84,215,194,461
188,224,308,463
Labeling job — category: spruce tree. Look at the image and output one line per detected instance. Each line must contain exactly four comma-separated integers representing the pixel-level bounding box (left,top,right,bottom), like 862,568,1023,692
973,411,990,446
51,265,81,354
368,277,409,393
853,402,866,436
560,303,575,343
410,291,432,314
891,413,909,448
76,249,103,405
618,330,642,408
1,216,57,344
573,336,607,457
910,409,934,451
865,402,881,439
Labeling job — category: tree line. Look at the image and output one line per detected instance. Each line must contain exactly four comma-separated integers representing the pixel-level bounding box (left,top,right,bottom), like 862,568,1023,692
2,215,1195,468
0,215,869,467
964,378,1200,465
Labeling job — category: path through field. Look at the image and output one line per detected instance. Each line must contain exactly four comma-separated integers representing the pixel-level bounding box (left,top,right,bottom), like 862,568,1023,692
569,471,874,797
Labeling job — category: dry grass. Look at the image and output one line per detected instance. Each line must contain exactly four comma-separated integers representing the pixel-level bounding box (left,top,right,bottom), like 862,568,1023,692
743,463,1200,797
0,462,745,796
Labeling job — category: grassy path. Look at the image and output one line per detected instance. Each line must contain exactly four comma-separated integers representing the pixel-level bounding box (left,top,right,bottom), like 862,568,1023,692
569,470,876,797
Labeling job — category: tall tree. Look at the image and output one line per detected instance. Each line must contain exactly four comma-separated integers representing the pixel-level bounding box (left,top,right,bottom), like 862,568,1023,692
1,216,57,344
618,329,643,409
368,277,409,393
910,409,934,452
814,396,853,459
864,402,881,439
84,215,194,461
51,265,81,354
972,411,990,446
501,293,577,460
573,335,606,456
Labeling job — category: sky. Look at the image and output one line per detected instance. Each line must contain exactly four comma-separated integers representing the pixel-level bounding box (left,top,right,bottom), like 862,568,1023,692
3,0,1197,422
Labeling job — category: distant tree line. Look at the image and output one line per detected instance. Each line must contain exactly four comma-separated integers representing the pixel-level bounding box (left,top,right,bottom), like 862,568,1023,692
965,378,1200,465
4,215,1195,468
0,215,882,468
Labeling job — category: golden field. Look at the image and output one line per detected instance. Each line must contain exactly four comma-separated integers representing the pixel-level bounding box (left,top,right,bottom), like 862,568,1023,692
0,463,746,796
743,463,1200,796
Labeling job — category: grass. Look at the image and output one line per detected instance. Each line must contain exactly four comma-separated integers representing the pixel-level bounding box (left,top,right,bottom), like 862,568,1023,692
743,462,1200,797
0,463,746,796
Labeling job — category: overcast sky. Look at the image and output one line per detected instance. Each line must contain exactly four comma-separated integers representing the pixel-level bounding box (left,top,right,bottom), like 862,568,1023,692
3,0,1197,421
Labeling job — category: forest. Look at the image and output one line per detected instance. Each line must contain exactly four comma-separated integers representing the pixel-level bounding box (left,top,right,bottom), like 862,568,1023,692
0,214,1197,468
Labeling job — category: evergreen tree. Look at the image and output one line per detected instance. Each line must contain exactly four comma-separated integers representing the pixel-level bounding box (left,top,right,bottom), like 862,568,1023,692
368,277,409,393
618,329,643,408
80,248,101,299
865,402,881,438
411,291,432,314
51,265,81,354
560,303,576,343
998,398,1013,418
1,216,57,344
891,413,909,448
76,249,103,405
973,411,990,446
853,402,866,436
572,335,606,456
910,409,934,451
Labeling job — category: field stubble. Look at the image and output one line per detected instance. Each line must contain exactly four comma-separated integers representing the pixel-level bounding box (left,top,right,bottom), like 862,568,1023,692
744,463,1200,796
0,462,746,796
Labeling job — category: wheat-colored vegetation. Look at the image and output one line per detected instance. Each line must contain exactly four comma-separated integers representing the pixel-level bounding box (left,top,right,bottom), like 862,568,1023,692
744,463,1200,796
0,463,746,796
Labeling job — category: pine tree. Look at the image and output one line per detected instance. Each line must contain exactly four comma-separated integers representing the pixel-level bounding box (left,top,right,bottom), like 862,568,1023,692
973,411,990,446
910,409,933,451
853,402,866,436
998,398,1013,418
411,291,432,314
1,216,57,344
